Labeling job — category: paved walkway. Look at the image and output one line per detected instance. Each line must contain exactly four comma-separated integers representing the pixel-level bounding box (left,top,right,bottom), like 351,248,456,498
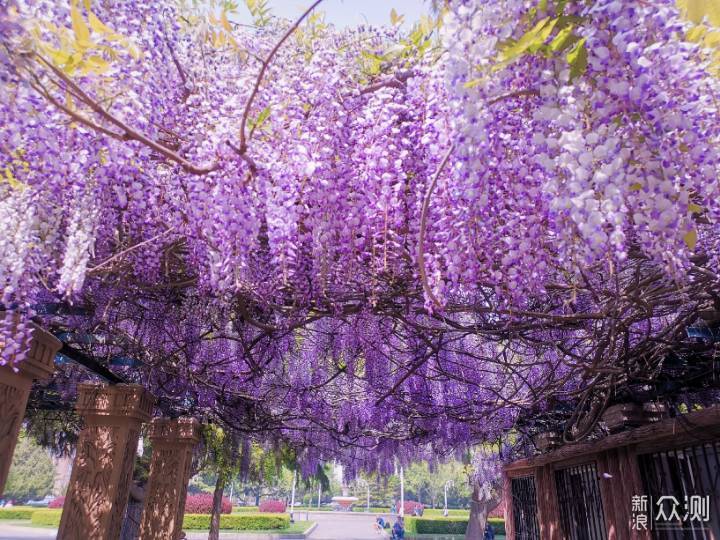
300,511,391,540
0,522,56,539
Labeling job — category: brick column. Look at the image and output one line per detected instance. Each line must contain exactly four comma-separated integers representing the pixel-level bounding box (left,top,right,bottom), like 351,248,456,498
139,417,201,540
0,321,60,495
58,383,154,540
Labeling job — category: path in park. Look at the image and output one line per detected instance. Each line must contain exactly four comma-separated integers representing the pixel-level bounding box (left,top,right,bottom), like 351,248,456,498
300,511,391,540
0,522,56,540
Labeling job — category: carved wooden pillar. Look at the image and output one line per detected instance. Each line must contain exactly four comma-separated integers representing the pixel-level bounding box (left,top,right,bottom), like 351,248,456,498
139,417,201,540
0,321,60,495
58,383,154,540
535,464,562,540
502,470,514,540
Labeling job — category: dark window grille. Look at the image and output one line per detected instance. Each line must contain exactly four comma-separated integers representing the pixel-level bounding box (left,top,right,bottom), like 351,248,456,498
638,442,720,540
511,476,540,540
555,463,607,540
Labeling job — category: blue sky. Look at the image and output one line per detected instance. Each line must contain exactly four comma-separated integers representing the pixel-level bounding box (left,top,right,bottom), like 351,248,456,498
235,0,430,28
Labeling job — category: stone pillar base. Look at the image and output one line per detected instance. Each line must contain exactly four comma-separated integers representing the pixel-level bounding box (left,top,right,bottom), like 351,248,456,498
0,321,60,495
58,384,154,540
139,417,201,540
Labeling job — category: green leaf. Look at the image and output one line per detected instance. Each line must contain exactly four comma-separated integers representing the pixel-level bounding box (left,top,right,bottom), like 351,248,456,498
255,106,271,127
684,229,698,250
549,25,578,52
688,203,703,213
566,37,587,81
463,78,484,89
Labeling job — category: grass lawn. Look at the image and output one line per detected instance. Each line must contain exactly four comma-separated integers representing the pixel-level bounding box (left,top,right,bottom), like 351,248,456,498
186,521,313,534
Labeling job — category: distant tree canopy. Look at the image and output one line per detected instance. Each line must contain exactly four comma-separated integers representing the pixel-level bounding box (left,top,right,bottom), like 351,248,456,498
4,431,55,502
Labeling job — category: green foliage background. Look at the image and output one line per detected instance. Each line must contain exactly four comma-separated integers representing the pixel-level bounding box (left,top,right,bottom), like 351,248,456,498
4,432,54,503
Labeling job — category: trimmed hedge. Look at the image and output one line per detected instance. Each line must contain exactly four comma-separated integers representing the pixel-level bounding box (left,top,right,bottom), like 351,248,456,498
405,517,505,535
30,509,62,527
21,509,292,531
183,513,290,530
232,506,260,512
0,508,36,520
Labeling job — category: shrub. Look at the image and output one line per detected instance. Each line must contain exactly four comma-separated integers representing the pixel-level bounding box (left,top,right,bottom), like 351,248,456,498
232,506,259,512
489,518,505,535
402,501,424,516
182,513,289,530
30,509,62,527
48,496,65,509
184,493,232,514
258,499,286,513
404,517,505,535
0,508,35,520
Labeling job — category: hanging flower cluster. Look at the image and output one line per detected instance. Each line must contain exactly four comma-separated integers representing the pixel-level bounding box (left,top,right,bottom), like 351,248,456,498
1,0,719,465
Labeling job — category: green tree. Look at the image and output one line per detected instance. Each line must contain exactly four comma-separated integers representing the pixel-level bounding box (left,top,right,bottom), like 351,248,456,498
195,425,242,540
4,432,55,502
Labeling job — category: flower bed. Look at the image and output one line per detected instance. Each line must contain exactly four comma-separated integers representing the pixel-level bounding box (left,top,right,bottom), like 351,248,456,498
48,496,65,509
258,499,286,513
405,516,505,535
184,493,232,514
402,501,423,515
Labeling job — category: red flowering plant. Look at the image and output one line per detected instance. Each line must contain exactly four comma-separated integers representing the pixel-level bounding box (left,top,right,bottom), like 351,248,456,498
259,500,286,513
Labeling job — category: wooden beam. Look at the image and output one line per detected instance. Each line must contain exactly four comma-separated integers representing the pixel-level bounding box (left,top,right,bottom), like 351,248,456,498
506,406,720,470
58,343,125,384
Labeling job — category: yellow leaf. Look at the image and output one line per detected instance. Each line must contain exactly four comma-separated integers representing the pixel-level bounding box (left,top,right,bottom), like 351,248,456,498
81,55,110,74
40,43,72,66
686,24,707,41
688,203,703,213
390,8,404,26
88,10,116,36
221,10,232,32
629,182,643,191
70,1,91,45
705,30,720,46
3,168,25,190
678,0,720,25
127,43,141,60
684,229,698,250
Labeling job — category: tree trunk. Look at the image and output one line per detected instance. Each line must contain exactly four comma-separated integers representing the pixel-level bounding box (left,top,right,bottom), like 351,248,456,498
464,483,500,540
208,475,226,540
